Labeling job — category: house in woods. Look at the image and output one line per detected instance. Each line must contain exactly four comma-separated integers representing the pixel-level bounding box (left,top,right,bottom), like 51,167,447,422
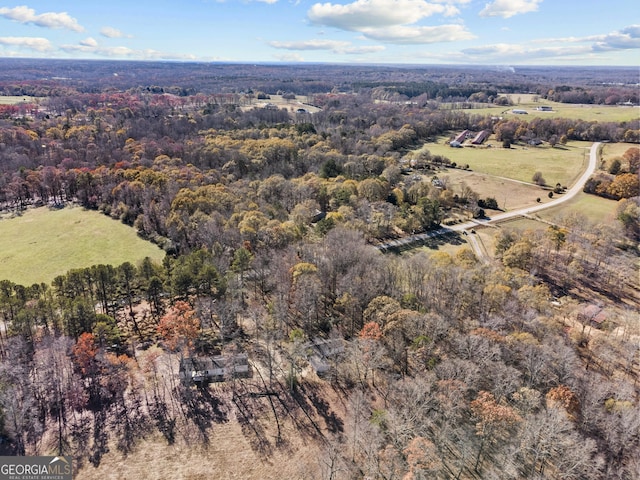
577,304,607,328
307,338,345,376
471,130,489,145
179,354,250,384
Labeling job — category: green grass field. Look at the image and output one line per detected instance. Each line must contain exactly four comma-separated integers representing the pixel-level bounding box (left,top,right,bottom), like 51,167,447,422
536,190,620,226
445,94,640,123
418,139,591,187
0,206,165,286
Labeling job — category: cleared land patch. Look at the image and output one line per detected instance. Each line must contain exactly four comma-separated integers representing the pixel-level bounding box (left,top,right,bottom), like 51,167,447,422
448,94,640,123
0,206,165,285
435,168,552,212
419,139,591,187
601,142,637,160
242,94,321,113
0,95,39,105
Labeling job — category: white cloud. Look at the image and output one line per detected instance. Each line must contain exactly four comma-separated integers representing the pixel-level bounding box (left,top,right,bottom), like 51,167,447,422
0,36,52,52
269,38,385,54
592,25,640,51
461,42,593,62
100,26,132,39
360,24,474,43
270,39,348,50
0,6,84,32
80,37,98,47
60,42,197,60
621,25,640,37
478,0,542,18
308,0,448,30
273,53,305,62
307,0,473,45
523,25,640,54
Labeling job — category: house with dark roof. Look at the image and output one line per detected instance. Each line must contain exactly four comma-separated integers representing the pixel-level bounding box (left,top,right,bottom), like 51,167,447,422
307,338,345,376
179,354,250,384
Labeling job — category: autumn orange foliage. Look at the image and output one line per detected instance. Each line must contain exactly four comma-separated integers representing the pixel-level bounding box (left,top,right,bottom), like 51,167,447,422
157,300,200,352
72,332,98,376
359,321,383,341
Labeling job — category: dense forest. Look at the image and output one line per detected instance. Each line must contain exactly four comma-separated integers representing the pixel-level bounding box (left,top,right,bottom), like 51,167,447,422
0,60,638,479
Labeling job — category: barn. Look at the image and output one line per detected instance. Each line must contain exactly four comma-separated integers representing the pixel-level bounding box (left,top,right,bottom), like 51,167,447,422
471,130,490,145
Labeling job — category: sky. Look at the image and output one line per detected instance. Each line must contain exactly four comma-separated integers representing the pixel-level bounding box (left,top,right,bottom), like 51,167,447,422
0,0,639,65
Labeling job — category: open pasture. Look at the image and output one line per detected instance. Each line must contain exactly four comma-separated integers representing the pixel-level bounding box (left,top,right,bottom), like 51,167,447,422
0,206,165,286
242,94,321,113
601,142,638,160
0,95,38,105
435,168,549,212
535,190,620,227
453,94,639,123
419,139,591,187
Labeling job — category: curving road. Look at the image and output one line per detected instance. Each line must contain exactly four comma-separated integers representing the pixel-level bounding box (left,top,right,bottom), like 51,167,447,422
378,142,600,253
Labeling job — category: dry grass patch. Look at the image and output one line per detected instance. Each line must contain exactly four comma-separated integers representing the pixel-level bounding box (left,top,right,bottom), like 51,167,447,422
437,168,550,212
419,140,590,187
601,142,637,160
241,94,321,113
75,376,345,480
0,95,38,105
76,425,323,480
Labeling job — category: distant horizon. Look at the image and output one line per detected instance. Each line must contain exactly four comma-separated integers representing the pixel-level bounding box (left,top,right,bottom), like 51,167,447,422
1,56,638,70
0,1,638,66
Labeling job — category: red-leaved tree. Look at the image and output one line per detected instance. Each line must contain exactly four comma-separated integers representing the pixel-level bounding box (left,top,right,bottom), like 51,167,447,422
157,301,200,353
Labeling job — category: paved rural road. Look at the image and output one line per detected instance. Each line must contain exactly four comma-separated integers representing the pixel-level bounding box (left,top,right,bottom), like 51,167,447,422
378,142,600,253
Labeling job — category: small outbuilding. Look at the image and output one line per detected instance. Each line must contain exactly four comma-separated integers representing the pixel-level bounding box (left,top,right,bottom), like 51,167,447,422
577,305,607,328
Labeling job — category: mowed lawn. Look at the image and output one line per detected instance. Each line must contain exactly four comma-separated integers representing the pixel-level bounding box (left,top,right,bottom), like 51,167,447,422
420,139,591,187
448,94,640,123
0,206,165,286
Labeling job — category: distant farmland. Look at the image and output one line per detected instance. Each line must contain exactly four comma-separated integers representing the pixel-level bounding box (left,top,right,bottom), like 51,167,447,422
0,206,165,286
444,94,640,123
0,95,39,105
